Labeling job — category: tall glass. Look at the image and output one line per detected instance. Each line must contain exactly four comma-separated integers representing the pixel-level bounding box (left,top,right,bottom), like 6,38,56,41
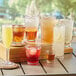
13,25,25,44
25,16,39,42
53,21,65,59
40,16,56,44
59,19,74,47
1,24,18,69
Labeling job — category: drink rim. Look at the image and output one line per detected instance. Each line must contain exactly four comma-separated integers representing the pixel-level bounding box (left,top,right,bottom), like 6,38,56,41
2,24,12,28
26,41,52,47
13,25,25,28
59,18,73,22
40,14,56,19
25,25,38,30
56,19,74,26
25,44,41,50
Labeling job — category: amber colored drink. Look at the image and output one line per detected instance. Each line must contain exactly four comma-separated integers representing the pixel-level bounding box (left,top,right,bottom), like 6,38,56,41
13,25,25,42
48,54,55,61
47,45,55,61
41,16,56,44
25,26,37,41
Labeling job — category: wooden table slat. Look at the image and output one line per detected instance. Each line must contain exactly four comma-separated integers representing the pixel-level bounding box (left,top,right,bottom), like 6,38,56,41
1,42,76,76
21,62,45,75
0,60,3,76
2,64,24,75
59,54,76,73
40,59,67,74
0,70,2,76
72,43,76,55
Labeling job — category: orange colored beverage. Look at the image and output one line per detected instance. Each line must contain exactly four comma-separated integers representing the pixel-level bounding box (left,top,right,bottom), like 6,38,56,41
25,26,37,41
41,16,56,44
48,54,55,61
13,25,25,42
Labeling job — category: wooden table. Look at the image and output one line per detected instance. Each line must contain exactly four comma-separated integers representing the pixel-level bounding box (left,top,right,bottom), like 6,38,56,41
0,42,76,76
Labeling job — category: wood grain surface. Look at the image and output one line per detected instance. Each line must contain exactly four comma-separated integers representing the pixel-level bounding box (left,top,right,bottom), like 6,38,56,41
40,59,67,74
21,62,45,75
0,43,76,76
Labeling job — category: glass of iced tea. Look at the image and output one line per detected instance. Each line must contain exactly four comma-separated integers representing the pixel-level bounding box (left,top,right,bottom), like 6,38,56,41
25,44,41,65
25,26,37,41
40,15,57,45
25,16,39,42
13,25,25,44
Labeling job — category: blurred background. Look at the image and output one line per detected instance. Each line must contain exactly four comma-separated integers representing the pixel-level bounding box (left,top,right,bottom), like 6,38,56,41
0,0,76,39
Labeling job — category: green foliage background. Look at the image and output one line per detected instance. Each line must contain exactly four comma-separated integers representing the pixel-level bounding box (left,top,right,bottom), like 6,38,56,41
1,0,76,20
0,0,76,24
1,0,76,24
5,0,76,20
0,0,76,38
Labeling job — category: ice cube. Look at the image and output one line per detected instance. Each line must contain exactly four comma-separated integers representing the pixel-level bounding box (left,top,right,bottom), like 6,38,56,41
30,47,37,55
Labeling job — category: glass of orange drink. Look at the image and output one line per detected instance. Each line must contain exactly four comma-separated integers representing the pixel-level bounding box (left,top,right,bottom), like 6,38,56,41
40,15,56,45
13,25,25,44
25,16,39,42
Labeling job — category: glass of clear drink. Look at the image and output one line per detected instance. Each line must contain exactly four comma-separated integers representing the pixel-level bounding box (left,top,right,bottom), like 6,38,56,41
59,19,74,47
53,21,65,59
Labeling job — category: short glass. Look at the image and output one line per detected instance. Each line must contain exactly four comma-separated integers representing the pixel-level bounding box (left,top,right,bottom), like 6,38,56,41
25,44,41,65
47,45,55,63
40,15,57,44
25,16,39,42
13,25,25,44
53,21,65,59
59,19,74,47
